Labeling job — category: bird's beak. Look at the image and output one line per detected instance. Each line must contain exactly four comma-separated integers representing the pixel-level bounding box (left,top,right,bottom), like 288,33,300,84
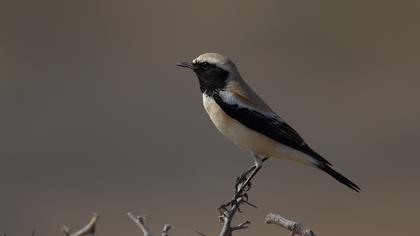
177,61,194,69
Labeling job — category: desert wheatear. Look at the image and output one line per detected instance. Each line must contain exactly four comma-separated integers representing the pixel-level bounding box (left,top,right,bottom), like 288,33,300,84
178,53,360,192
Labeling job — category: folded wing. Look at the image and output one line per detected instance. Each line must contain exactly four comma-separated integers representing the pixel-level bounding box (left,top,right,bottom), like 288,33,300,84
213,92,331,166
213,91,360,192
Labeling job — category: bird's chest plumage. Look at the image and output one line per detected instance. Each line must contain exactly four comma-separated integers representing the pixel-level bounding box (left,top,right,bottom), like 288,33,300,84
203,94,233,134
202,94,278,156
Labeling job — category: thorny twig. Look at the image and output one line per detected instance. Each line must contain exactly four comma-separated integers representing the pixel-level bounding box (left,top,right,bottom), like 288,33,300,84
55,162,316,236
61,213,99,236
217,195,252,236
216,158,271,236
216,169,262,235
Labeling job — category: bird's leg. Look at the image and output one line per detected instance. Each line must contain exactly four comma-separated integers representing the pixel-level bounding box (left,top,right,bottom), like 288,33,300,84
235,167,255,187
235,156,269,191
230,155,266,206
219,156,268,210
234,155,263,199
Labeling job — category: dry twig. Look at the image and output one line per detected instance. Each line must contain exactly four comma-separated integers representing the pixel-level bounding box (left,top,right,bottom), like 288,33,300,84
56,163,315,236
127,212,173,236
61,213,99,236
161,224,172,236
265,212,316,236
216,159,270,236
218,196,252,236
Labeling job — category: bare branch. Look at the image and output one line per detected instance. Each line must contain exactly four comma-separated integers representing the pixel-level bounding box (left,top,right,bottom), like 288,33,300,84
127,212,152,236
218,194,252,236
61,213,99,236
218,200,237,236
216,160,269,236
161,224,173,236
265,213,316,236
127,212,173,236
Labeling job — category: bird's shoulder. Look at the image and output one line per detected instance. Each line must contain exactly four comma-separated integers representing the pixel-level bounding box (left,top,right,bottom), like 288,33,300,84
224,80,273,114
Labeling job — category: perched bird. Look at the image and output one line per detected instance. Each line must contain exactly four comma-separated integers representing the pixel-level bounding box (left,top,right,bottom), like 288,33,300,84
177,53,360,192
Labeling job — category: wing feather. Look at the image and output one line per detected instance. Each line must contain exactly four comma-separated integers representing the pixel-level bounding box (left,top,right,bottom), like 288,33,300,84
213,92,332,166
213,91,360,192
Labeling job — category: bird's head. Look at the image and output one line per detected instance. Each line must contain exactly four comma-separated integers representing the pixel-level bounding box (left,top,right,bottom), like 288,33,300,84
177,53,240,95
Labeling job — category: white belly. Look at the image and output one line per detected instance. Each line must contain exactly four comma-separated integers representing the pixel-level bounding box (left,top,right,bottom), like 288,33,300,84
202,94,280,157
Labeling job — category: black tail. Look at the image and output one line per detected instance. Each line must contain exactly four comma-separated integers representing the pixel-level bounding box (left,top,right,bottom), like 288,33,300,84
317,164,360,192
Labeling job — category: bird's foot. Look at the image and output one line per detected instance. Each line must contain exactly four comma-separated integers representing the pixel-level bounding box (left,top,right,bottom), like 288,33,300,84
219,157,268,213
235,167,254,195
234,157,269,193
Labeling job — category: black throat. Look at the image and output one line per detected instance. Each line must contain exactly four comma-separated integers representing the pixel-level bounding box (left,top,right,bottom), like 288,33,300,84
194,66,229,96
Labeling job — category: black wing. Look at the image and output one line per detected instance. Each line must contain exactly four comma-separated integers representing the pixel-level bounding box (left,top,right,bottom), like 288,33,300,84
213,93,360,192
213,93,331,166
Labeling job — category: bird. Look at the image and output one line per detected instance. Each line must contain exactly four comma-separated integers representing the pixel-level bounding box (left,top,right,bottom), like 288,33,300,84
177,53,360,192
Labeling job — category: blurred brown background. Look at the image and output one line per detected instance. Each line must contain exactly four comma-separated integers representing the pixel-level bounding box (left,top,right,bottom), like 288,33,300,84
1,0,419,235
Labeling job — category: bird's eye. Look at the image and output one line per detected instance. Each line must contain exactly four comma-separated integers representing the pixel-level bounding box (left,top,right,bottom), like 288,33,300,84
201,62,210,70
